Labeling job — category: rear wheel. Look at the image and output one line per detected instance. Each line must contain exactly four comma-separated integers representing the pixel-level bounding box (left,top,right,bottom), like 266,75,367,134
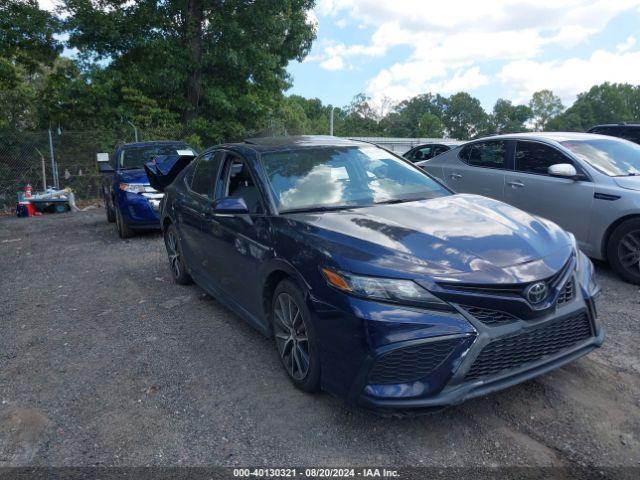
164,224,192,285
114,200,135,239
272,280,320,392
607,218,640,285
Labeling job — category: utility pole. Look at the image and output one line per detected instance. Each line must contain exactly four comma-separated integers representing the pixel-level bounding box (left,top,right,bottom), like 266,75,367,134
35,148,47,191
329,106,334,136
127,121,139,142
48,129,59,189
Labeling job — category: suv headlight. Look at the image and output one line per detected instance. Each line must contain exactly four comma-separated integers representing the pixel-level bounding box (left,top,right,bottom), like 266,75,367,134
321,268,453,311
120,183,149,194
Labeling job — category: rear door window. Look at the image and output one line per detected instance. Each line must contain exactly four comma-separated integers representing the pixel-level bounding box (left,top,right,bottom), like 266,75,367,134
459,141,507,169
514,141,573,175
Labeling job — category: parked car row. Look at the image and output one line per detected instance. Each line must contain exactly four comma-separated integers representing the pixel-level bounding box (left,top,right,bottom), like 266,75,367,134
92,126,637,413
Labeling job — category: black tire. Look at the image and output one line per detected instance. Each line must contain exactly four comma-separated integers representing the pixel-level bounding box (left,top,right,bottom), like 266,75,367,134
272,279,321,392
607,218,640,285
114,200,135,239
163,224,193,285
105,195,116,223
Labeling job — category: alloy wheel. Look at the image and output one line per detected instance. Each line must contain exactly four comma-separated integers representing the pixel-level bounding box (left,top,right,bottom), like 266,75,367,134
165,230,182,279
273,292,310,381
618,230,640,275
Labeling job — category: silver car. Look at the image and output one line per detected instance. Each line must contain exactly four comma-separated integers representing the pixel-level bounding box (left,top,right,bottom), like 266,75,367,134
418,132,640,284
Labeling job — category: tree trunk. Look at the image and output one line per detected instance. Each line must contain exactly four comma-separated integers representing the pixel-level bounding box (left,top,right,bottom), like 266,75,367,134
184,0,204,122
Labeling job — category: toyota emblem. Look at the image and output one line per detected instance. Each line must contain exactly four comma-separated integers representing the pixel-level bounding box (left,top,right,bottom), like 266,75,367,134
525,282,548,304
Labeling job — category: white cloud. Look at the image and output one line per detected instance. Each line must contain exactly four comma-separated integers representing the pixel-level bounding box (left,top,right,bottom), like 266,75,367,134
617,35,637,52
498,49,640,104
37,0,58,11
311,0,640,106
320,56,345,71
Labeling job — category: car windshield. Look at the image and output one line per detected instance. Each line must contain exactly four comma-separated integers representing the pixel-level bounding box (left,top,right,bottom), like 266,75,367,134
260,146,450,213
561,138,640,176
119,143,195,169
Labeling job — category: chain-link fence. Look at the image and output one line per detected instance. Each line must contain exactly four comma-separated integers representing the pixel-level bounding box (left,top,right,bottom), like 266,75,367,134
0,128,448,212
0,127,197,211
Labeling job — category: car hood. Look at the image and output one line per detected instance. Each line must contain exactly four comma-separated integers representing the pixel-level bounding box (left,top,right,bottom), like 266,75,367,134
117,168,149,184
287,194,572,284
613,176,640,192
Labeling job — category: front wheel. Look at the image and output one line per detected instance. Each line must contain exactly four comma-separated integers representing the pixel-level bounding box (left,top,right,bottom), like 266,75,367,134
164,224,192,285
114,200,134,239
607,218,640,285
272,279,320,392
105,195,115,223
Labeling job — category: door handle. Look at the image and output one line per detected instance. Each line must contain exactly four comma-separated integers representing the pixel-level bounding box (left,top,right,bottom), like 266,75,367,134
450,173,463,180
508,181,525,188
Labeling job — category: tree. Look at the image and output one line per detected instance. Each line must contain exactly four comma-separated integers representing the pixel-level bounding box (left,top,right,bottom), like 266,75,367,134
64,0,317,142
529,90,564,131
491,99,532,134
379,93,446,137
339,93,381,136
442,92,490,140
0,0,62,81
0,0,62,129
546,83,640,132
418,112,444,137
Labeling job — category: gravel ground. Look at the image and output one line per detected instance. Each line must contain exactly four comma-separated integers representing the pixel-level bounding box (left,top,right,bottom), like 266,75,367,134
0,210,639,472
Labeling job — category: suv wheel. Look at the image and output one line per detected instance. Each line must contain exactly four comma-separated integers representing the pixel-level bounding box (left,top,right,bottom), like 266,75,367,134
607,218,640,285
115,200,135,239
105,195,116,223
164,224,192,285
272,279,320,392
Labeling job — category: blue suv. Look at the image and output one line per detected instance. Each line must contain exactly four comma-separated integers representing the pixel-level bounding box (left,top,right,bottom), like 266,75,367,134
99,141,195,238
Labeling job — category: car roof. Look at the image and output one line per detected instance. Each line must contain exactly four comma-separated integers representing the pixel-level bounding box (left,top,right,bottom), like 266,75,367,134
242,135,369,152
119,140,188,149
469,132,609,143
588,123,640,129
412,140,464,147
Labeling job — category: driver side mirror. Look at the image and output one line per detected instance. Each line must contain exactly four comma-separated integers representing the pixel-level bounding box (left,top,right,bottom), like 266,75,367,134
214,197,249,215
98,162,114,173
548,163,578,179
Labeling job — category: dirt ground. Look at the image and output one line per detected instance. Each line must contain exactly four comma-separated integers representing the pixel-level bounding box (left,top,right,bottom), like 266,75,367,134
0,210,639,474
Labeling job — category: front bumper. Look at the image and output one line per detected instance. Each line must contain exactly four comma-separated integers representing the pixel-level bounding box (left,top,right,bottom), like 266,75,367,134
117,190,163,229
312,254,603,412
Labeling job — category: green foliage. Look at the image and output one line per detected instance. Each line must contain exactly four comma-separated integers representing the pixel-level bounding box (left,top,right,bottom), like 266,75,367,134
62,0,317,143
529,90,564,131
418,113,444,137
491,99,532,134
546,83,640,131
442,92,491,140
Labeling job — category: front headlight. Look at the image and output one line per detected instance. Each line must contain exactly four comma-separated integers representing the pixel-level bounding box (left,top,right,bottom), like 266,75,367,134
120,183,149,194
321,268,453,311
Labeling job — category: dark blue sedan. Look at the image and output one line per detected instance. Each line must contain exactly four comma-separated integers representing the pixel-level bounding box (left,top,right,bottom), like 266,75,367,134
152,136,603,413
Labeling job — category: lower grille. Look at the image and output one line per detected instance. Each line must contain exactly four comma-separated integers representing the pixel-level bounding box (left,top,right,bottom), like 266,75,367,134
369,338,460,385
465,311,592,381
557,278,575,305
462,306,518,326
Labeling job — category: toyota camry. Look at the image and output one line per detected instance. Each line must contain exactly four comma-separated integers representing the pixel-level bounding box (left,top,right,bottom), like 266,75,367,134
148,136,603,413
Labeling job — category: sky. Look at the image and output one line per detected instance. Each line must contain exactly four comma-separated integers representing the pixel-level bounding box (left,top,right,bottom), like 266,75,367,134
289,0,640,111
39,0,640,112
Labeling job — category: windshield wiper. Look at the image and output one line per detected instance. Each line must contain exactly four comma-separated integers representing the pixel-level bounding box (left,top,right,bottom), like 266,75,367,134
280,205,363,214
375,197,429,205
